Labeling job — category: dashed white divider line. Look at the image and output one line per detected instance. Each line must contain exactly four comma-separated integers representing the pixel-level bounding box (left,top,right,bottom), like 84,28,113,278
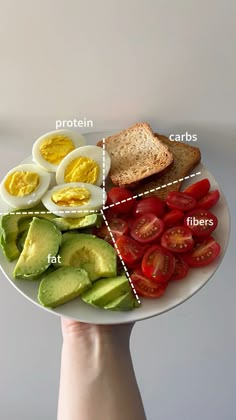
103,171,202,210
102,138,106,207
0,209,100,216
101,209,141,305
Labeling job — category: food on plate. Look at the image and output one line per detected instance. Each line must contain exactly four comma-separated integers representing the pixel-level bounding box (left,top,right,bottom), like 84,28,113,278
0,164,51,209
196,189,220,210
183,178,210,199
52,213,103,231
14,218,62,279
141,245,175,283
32,130,86,172
81,274,138,309
131,268,168,298
97,178,221,298
183,209,218,237
0,204,55,261
0,124,224,314
42,182,105,218
171,255,189,281
130,213,164,244
56,145,111,186
38,266,91,308
161,226,194,253
97,123,173,187
106,187,134,214
183,237,221,267
166,191,197,212
133,197,166,218
57,234,117,281
133,133,201,199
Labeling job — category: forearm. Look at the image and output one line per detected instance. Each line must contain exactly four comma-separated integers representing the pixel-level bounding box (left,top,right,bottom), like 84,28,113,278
57,324,146,420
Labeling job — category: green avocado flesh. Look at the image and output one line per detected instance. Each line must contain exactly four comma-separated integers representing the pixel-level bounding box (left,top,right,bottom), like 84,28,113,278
14,218,62,280
0,206,55,262
81,275,131,307
58,234,117,281
52,214,102,231
38,266,91,308
104,291,141,311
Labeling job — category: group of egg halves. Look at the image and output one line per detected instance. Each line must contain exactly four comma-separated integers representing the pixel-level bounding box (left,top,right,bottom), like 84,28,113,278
0,130,111,218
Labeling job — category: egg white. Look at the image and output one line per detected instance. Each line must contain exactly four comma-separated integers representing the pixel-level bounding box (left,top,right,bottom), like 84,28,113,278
56,145,111,187
42,182,106,218
32,129,87,173
0,164,51,209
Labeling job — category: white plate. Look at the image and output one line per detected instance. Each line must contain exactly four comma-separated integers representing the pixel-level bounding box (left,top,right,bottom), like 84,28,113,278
0,131,230,324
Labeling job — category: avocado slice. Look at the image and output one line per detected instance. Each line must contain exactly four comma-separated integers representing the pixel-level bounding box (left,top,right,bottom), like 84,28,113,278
81,275,131,307
14,217,62,280
0,205,55,262
17,228,29,252
104,291,141,311
52,214,103,231
38,266,91,308
61,230,80,244
58,234,117,281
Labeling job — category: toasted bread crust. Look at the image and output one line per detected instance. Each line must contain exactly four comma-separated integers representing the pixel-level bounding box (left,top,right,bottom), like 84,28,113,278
97,123,173,186
132,133,201,199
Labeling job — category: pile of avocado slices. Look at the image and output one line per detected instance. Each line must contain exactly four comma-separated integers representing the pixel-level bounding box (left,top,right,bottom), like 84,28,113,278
0,206,140,312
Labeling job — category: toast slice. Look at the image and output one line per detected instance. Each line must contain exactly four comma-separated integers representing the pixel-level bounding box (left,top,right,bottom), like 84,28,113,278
132,134,201,200
97,123,173,186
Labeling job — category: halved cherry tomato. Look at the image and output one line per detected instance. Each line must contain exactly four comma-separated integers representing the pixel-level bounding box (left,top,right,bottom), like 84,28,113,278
142,245,175,283
115,235,145,265
131,268,168,298
94,218,129,243
197,190,220,210
162,209,184,227
107,187,135,214
133,197,166,218
171,255,189,280
161,226,194,253
183,237,221,267
166,191,197,212
130,213,164,244
184,178,210,200
184,209,218,238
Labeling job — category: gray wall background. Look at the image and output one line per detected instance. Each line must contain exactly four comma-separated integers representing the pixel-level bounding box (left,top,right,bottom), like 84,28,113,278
0,1,235,419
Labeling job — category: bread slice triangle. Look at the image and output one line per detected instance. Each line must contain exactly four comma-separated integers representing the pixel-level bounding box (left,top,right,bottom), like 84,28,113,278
97,123,173,186
132,133,201,199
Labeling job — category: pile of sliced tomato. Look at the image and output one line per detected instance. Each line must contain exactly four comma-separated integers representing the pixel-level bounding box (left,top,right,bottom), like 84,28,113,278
94,178,221,299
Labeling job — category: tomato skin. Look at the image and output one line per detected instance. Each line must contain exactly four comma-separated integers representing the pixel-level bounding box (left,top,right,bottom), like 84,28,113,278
107,187,135,214
115,235,145,265
171,256,189,281
162,209,184,227
94,218,129,243
183,237,221,267
142,245,175,283
197,190,220,210
184,179,210,200
166,191,197,212
130,213,164,244
184,209,218,238
133,197,166,218
131,268,168,298
161,226,194,253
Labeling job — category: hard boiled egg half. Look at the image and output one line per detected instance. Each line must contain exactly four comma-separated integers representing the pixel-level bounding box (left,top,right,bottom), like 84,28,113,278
42,182,106,218
0,164,51,209
56,145,111,187
32,130,86,173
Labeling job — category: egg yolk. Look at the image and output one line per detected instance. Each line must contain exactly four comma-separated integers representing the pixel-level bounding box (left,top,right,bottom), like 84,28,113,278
52,187,91,207
64,157,100,184
5,171,40,197
40,135,75,165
